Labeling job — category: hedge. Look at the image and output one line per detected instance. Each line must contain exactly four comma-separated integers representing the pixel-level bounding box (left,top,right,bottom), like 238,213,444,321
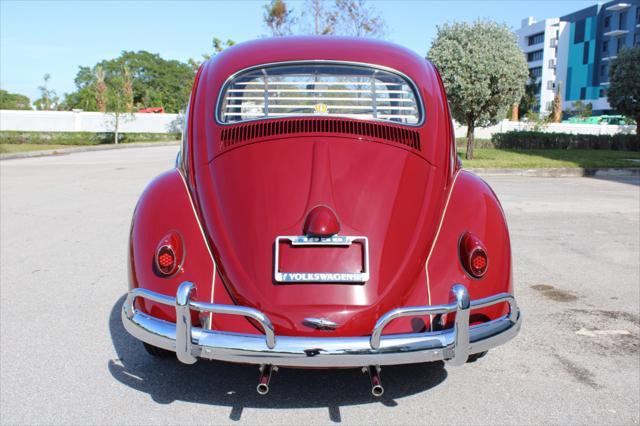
490,131,638,151
0,131,181,145
455,137,495,149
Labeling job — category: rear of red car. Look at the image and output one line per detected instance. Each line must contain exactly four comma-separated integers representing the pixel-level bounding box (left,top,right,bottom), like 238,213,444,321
122,37,521,395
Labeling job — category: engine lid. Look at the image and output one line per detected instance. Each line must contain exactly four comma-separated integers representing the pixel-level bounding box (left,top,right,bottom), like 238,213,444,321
194,135,446,336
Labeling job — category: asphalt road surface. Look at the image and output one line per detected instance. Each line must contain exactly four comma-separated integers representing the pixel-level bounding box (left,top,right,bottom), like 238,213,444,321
1,146,639,425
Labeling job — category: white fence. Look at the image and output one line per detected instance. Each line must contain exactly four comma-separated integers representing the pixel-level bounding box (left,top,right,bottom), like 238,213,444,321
0,110,182,133
453,120,636,139
0,110,635,137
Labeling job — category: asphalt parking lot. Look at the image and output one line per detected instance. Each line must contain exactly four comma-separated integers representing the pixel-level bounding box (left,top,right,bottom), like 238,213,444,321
1,146,639,425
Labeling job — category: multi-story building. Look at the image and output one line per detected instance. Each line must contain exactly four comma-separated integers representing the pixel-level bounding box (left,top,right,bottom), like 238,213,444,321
516,17,566,117
519,0,639,116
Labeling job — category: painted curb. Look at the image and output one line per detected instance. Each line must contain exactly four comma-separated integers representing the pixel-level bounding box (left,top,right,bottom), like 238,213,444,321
0,141,180,161
468,167,640,178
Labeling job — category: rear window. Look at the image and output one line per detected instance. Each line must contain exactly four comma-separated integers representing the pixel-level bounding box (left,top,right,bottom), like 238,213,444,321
217,63,422,125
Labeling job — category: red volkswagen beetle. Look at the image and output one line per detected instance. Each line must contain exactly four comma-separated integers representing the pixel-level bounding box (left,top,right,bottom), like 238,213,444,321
122,37,521,396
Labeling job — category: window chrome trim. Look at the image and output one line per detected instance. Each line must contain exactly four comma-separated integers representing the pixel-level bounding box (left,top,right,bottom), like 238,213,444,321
214,60,425,128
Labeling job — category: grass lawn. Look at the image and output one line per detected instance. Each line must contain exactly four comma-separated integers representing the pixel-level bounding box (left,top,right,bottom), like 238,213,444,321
459,148,640,169
0,144,69,154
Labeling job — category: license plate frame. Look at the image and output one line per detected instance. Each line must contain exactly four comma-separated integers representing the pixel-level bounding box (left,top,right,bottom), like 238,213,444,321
274,235,370,283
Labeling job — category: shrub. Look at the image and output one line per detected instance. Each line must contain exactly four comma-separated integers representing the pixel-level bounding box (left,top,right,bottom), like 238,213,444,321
491,131,638,151
0,131,180,145
456,137,494,149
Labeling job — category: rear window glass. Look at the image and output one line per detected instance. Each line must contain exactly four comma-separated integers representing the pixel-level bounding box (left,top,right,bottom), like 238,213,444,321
217,63,422,125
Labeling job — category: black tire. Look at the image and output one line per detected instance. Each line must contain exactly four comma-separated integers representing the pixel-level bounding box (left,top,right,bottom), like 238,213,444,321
466,351,488,363
143,342,174,358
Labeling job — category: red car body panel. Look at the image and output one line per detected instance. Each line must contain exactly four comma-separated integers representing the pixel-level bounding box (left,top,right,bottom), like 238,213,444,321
128,36,512,340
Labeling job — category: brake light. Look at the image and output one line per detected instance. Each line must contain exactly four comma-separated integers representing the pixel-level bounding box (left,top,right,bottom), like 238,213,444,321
459,232,488,278
155,232,184,277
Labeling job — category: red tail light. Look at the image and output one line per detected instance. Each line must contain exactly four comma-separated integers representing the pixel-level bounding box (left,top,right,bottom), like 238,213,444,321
155,232,184,277
459,232,488,279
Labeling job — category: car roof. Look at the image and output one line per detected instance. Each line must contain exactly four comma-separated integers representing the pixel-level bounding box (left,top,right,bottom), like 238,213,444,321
206,36,432,86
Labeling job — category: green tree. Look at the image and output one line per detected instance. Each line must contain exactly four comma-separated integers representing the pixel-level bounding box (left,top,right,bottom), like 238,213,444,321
0,90,31,110
332,0,384,37
300,0,337,35
105,66,134,144
296,0,384,37
428,21,528,159
33,74,60,111
518,68,540,119
62,51,194,113
607,46,640,135
95,66,107,112
188,37,236,71
551,81,563,123
570,100,592,119
264,0,296,36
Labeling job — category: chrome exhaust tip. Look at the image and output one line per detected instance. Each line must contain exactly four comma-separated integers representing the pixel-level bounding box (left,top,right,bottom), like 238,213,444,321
371,384,384,397
257,364,273,395
256,383,269,395
366,365,384,397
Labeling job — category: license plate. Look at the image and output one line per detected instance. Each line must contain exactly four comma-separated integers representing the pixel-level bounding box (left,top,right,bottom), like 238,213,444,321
274,235,369,283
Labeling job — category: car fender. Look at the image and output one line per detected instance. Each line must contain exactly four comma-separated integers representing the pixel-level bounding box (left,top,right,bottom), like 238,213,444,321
128,169,215,325
427,170,513,322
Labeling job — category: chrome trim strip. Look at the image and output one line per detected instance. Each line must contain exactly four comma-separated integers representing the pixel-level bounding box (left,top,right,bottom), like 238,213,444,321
214,60,426,127
121,282,521,368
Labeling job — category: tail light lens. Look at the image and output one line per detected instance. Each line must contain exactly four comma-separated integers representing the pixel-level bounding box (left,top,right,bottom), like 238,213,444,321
155,232,184,277
459,232,488,278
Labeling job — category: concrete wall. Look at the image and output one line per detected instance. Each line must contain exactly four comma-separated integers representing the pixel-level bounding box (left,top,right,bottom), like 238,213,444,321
0,110,183,133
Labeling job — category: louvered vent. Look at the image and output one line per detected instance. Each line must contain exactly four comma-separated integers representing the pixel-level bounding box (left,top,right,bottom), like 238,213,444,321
220,118,421,151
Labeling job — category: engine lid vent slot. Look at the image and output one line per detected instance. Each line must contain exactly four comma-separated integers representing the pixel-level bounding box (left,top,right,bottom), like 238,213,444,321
219,118,421,152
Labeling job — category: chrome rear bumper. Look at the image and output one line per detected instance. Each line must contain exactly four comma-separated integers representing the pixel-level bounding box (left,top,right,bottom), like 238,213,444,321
122,282,521,368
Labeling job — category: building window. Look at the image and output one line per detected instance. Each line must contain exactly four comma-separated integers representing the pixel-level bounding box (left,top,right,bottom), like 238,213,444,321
574,19,586,43
636,7,640,25
528,32,544,46
580,87,586,100
635,32,640,46
617,38,625,53
599,88,607,98
604,15,611,29
600,63,608,78
527,49,544,62
530,66,542,79
619,11,627,30
602,40,609,53
583,41,590,64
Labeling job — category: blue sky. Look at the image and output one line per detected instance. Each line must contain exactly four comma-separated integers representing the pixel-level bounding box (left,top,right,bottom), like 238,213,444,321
1,0,598,102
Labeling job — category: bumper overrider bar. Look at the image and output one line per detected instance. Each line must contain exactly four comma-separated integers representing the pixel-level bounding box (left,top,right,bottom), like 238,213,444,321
122,282,521,368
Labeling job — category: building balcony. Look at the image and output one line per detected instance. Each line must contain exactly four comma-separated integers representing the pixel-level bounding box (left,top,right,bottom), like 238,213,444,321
605,2,630,11
603,29,629,37
602,55,618,61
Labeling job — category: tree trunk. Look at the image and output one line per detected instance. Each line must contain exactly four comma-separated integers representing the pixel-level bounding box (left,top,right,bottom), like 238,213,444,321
465,122,475,160
510,104,519,121
114,113,119,145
